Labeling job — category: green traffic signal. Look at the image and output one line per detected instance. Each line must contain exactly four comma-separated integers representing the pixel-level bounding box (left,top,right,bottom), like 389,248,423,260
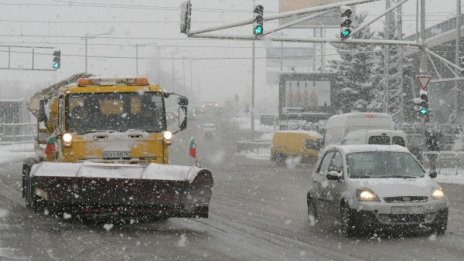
341,29,351,38
52,62,60,69
254,25,263,35
419,107,428,116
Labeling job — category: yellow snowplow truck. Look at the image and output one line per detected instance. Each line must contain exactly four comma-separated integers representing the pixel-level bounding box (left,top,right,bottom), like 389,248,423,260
22,74,213,219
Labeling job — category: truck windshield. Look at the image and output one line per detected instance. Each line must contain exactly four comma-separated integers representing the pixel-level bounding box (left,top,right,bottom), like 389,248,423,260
65,92,166,134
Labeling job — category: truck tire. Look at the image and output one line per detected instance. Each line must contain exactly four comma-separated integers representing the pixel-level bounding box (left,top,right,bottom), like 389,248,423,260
22,158,37,199
276,154,286,167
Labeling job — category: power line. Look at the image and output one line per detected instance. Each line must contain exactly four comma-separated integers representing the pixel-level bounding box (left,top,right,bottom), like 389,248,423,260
0,40,277,49
0,0,279,14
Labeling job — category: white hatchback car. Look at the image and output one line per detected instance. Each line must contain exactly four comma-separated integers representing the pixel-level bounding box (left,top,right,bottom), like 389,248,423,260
307,145,448,237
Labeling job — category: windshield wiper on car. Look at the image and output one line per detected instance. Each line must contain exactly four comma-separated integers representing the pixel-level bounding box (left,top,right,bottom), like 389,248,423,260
349,175,372,179
377,175,418,178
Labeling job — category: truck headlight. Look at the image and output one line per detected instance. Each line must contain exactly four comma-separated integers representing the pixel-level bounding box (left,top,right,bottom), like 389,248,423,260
62,133,73,147
163,131,172,140
432,188,445,200
356,189,380,202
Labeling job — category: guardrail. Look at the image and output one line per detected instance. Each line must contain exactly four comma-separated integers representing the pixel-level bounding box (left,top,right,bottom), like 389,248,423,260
0,122,35,144
421,151,464,175
237,140,271,158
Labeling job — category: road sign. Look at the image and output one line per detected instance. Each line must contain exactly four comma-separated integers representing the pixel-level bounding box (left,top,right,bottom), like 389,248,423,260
415,74,432,91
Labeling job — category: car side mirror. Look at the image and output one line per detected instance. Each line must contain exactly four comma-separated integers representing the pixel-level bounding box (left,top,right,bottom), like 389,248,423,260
327,170,343,181
429,171,438,178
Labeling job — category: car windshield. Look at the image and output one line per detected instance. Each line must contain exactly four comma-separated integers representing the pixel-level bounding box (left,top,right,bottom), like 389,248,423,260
65,92,166,134
346,151,425,178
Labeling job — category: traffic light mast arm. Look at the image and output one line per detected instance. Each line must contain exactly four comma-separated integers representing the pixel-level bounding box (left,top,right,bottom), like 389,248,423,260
262,10,332,36
349,0,409,37
186,0,379,36
188,34,421,46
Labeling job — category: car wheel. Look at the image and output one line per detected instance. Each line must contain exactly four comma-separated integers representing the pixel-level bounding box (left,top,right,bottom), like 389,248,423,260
340,204,355,237
307,196,318,226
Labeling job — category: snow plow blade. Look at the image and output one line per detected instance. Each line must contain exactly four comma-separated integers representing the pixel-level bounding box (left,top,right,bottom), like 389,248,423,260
26,162,213,219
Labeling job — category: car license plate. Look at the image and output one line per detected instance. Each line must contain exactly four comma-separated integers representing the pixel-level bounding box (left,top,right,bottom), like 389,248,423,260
104,151,130,159
391,206,423,215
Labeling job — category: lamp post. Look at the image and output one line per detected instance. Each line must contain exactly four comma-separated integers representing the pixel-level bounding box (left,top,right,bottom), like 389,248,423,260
83,28,113,73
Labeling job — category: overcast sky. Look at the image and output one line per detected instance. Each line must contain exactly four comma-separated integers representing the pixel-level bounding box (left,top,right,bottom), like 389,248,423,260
0,0,461,112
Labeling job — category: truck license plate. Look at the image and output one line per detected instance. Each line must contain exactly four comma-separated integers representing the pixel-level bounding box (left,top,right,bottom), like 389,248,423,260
391,206,423,215
104,151,130,159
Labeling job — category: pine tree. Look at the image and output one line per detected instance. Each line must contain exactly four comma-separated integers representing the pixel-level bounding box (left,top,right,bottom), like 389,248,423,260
329,13,376,113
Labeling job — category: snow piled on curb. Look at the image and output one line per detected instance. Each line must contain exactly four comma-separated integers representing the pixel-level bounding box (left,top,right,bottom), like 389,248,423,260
0,143,34,164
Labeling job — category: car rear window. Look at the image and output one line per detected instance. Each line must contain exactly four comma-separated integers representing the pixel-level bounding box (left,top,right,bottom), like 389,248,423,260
368,135,390,145
392,136,406,146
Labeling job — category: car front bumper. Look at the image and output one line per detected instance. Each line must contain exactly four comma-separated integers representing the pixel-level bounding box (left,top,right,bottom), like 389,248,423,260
349,200,448,227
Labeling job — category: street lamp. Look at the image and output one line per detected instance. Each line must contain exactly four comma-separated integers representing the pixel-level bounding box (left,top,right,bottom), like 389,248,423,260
82,28,113,73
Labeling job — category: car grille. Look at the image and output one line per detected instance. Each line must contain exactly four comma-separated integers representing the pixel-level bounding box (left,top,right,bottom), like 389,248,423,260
383,196,428,203
379,214,425,223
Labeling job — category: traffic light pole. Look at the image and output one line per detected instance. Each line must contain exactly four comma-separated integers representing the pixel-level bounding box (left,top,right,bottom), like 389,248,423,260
419,0,428,153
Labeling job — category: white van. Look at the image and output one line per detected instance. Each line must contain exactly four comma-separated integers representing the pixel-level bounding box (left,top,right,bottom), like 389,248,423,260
323,112,394,146
341,129,407,147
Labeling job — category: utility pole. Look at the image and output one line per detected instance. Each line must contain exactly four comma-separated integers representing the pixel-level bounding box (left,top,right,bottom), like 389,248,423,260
136,43,139,75
157,46,161,84
383,0,390,113
183,59,186,92
454,0,461,124
251,40,256,141
189,60,193,99
85,34,88,73
171,51,175,88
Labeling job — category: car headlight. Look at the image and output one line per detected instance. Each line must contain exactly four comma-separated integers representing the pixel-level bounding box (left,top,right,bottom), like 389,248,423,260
432,187,446,200
163,131,172,140
356,189,380,202
62,133,73,147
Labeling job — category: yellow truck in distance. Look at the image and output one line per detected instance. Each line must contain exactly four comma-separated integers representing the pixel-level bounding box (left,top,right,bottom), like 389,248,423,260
271,130,322,166
22,74,213,220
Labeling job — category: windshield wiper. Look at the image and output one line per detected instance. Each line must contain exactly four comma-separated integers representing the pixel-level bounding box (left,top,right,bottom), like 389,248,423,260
377,175,418,179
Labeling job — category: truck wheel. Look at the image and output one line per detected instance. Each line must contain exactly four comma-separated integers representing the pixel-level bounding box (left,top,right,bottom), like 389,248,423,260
276,154,286,167
22,163,31,199
26,178,43,212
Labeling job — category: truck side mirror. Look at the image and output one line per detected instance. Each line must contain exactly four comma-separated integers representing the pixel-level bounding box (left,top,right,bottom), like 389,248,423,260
39,100,48,123
178,106,187,130
178,96,188,106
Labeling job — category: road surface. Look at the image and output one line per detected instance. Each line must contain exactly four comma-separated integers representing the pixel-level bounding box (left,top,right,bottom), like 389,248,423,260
0,111,463,260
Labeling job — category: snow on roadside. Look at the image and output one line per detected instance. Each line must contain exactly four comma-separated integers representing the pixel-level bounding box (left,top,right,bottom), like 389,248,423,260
0,143,35,164
436,174,464,185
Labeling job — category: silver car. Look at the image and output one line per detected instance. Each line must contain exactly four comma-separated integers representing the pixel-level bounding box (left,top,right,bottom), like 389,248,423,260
307,145,448,237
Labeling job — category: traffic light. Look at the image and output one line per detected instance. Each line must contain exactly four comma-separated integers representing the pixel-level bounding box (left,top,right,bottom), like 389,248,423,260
419,90,429,116
413,90,429,118
52,50,61,69
180,0,192,34
340,6,352,40
253,5,264,37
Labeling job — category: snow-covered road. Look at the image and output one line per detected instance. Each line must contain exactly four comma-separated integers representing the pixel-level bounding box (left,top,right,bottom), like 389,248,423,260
0,113,463,260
